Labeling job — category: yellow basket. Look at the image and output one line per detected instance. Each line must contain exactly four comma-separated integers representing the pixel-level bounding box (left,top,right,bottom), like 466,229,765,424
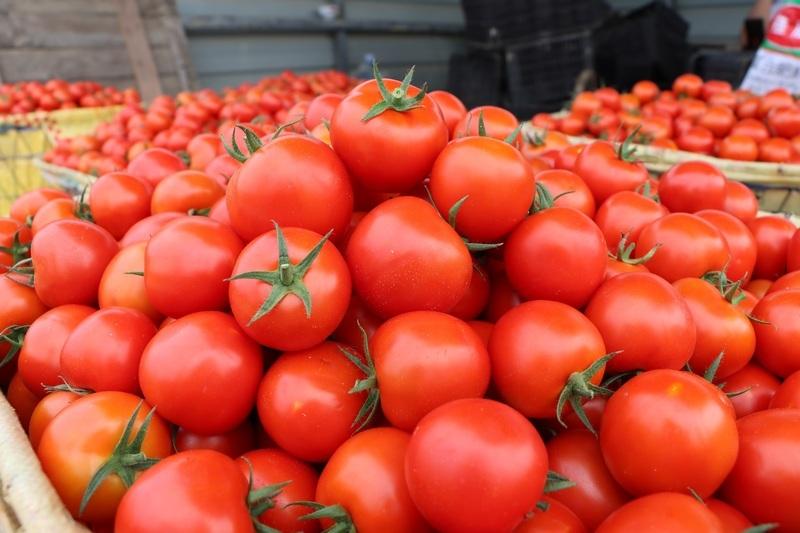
0,158,47,217
0,106,122,141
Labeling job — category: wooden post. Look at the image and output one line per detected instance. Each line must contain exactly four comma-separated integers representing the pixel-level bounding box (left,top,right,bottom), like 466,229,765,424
116,0,163,101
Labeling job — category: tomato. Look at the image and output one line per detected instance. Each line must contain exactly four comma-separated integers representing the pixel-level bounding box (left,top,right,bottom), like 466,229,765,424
126,147,186,187
769,371,800,410
638,114,672,141
632,80,659,104
695,210,756,282
559,113,586,136
752,289,800,377
594,190,668,251
759,137,794,162
759,89,795,118
768,270,800,293
38,391,172,525
705,499,753,532
573,141,648,204
9,188,70,223
237,449,319,533
522,130,570,160
635,213,729,282
514,497,587,533
186,133,222,171
586,272,695,373
371,311,489,430
746,278,773,298
60,307,156,393
145,217,243,318
31,198,77,235
789,229,800,272
535,169,596,217
6,372,38,429
673,73,703,98
731,118,770,142
448,263,490,320
150,170,224,215
429,90,467,138
204,154,241,186
594,86,621,110
546,430,630,530
0,217,31,269
27,390,80,449
698,105,735,138
175,421,256,458
722,364,779,418
303,92,343,130
531,112,559,130
98,243,162,324
505,207,606,308
722,180,758,222
0,275,48,365
467,320,493,347
331,74,447,193
119,212,184,247
346,196,471,318
768,106,800,138
331,292,382,348
596,493,723,533
405,398,547,533
483,271,521,322
115,450,252,533
659,161,727,213
702,80,732,101
588,108,621,137
453,105,520,142
227,135,353,241
429,136,534,242
90,172,153,239
721,409,800,530
256,341,365,462
490,300,606,420
677,126,715,154
747,215,796,280
718,134,758,161
31,219,118,307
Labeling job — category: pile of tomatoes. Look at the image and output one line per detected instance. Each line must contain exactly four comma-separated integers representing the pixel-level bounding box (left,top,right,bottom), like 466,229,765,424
2,65,800,533
0,80,140,116
534,73,800,163
42,70,357,176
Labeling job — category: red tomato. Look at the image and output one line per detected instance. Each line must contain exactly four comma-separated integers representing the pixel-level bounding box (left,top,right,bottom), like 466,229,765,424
789,229,800,272
677,126,715,154
751,289,800,377
98,242,162,324
115,450,252,533
90,172,153,239
586,272,696,373
6,372,38,429
468,320,493,347
705,499,753,532
448,263,490,320
126,147,186,187
0,275,48,365
429,90,467,138
595,86,621,110
721,363,779,418
27,390,80,449
145,217,243,318
722,180,758,222
204,154,241,186
505,207,606,308
0,217,31,269
759,137,794,162
658,161,727,213
453,106,520,142
695,209,757,282
175,421,256,458
596,493,723,532
139,311,263,434
721,409,800,530
9,188,70,224
331,293,382,348
746,278,773,298
588,108,621,137
150,170,224,215
483,271,521,322
186,133,223,171
632,80,659,104
768,106,800,138
405,398,548,533
535,169,596,217
600,370,738,497
594,190,668,251
304,92,344,130
559,113,587,136
673,73,704,98
747,215,797,280
119,212,185,247
702,80,732,101
718,134,758,161
767,270,800,293
30,198,77,236
697,105,735,138
573,142,649,204
769,369,800,408
514,497,587,533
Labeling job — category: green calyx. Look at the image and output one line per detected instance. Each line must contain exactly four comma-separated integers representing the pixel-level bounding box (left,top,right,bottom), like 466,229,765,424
555,351,620,437
188,207,211,217
222,124,264,163
742,524,779,533
241,457,292,533
612,233,660,266
531,182,575,214
74,186,94,222
617,125,641,161
0,229,30,267
543,470,576,494
636,179,660,202
702,270,746,306
4,257,34,287
79,402,160,517
474,111,521,144
362,61,427,122
228,222,332,325
447,195,503,252
43,377,93,395
339,322,380,433
0,325,28,368
293,501,356,533
699,352,751,398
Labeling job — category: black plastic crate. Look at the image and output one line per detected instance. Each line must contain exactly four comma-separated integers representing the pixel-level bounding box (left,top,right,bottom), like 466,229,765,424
691,50,754,86
461,0,611,45
505,31,594,109
447,49,506,108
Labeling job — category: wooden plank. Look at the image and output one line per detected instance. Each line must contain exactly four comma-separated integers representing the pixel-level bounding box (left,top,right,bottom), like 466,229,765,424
116,0,162,100
158,0,197,91
3,0,119,14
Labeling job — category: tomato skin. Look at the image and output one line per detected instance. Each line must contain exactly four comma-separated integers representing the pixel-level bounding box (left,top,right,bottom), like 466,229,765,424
145,217,243,318
505,207,606,308
0,217,31,268
60,307,157,393
658,161,727,213
789,228,800,272
759,137,794,162
6,372,38,428
747,215,797,280
586,272,695,373
186,133,223,171
115,450,252,533
718,134,758,161
331,77,447,193
27,391,79,449
596,492,723,533
746,278,773,298
768,106,800,138
573,142,648,204
673,73,703,98
304,92,344,130
346,196,471,318
119,212,185,247
90,172,153,239
0,275,48,341
600,370,738,498
150,170,225,215
428,90,466,138
38,391,172,525
677,126,715,154
98,243,163,324
721,409,800,530
429,136,535,242
10,188,71,223
697,105,735,138
405,398,548,533
752,289,800,377
632,80,659,104
175,421,256,458
227,135,353,241
513,497,587,533
705,499,752,532
448,263,490,320
331,293,382,348
372,311,490,430
768,270,800,293
31,219,119,307
230,227,351,351
256,341,365,462
769,370,800,409
126,147,187,187
594,190,668,251
490,301,606,418
483,271,521,322
453,105,520,142
721,363,780,418
722,180,758,222
635,213,730,282
204,154,241,186
237,449,320,533
31,198,76,235
536,169,596,217
139,311,263,435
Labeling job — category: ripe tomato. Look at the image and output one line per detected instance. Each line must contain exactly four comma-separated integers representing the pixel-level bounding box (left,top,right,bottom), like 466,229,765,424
60,307,157,393
449,263,490,320
673,73,703,98
546,430,630,530
467,319,493,347
658,161,727,213
257,341,365,462
588,108,621,137
30,198,77,235
559,113,586,136
767,270,800,293
453,105,520,142
514,497,587,533
705,499,753,532
9,188,71,223
175,421,256,458
505,207,606,308
126,147,186,187
186,133,223,171
429,136,535,242
428,90,466,138
677,125,715,154
751,289,800,377
721,409,800,530
98,242,162,324
150,170,224,214
0,274,48,363
722,180,758,222
31,219,118,307
698,105,735,138
695,210,756,282
139,311,262,435
331,74,447,192
0,217,31,269
27,390,80,449
346,196,471,318
586,272,696,373
303,92,344,130
596,493,723,533
789,229,800,272
405,398,547,533
759,137,793,162
331,293,382,348
746,278,773,298
535,169,595,217
718,134,758,161
372,311,489,430
229,226,350,351
769,370,800,409
573,141,648,204
90,172,153,239
572,91,603,117
6,372,38,428
635,213,729,282
768,106,800,138
227,135,353,241
204,153,241,186
721,363,780,418
115,450,252,533
145,217,243,318
38,391,172,525
118,212,184,247
747,215,796,280
632,80,659,104
483,271,521,322
237,449,319,533
594,190,668,251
